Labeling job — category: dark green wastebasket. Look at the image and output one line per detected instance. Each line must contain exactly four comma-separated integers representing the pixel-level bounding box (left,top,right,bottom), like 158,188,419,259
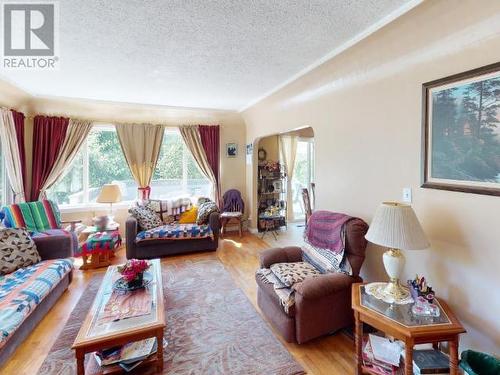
459,350,500,375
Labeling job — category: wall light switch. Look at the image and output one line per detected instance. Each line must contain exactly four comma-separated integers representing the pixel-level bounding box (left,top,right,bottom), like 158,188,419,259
402,187,412,203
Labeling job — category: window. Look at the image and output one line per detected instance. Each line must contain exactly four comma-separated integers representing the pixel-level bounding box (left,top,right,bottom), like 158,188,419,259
47,126,211,207
151,128,211,199
47,126,135,206
291,138,315,220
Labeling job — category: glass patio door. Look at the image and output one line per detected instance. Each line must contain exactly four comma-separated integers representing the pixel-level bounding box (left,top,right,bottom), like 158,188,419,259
291,138,315,221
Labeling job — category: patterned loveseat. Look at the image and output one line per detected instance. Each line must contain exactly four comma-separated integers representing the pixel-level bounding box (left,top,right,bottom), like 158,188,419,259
0,233,73,367
126,198,220,259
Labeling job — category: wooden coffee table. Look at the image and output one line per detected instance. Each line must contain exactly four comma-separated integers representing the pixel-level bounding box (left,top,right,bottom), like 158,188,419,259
72,259,165,374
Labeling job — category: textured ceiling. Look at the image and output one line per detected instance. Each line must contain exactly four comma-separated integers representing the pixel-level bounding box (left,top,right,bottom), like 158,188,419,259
1,0,416,110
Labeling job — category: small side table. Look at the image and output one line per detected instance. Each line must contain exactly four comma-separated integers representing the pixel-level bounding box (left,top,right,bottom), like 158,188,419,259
259,214,283,240
77,229,122,270
352,282,466,375
220,212,243,237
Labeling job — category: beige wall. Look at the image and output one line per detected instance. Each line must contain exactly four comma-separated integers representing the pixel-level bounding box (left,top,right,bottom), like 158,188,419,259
243,0,500,354
258,135,279,161
0,93,246,234
0,79,31,112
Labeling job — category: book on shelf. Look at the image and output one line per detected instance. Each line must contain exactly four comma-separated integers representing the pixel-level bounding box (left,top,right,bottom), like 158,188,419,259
363,333,451,375
94,337,158,371
369,334,403,367
412,349,450,374
362,336,401,375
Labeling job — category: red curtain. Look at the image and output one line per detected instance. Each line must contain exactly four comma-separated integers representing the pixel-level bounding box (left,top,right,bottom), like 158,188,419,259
30,115,69,201
198,125,220,205
11,110,27,197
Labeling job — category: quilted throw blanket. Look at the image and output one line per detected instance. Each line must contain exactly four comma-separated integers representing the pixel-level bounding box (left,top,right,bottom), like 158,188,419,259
0,259,73,348
136,223,213,242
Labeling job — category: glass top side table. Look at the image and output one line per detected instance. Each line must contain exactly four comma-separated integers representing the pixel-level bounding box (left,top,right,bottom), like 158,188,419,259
360,285,451,327
352,282,466,375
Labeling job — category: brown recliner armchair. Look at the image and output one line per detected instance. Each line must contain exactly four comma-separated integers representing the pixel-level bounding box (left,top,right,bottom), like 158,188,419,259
256,217,368,344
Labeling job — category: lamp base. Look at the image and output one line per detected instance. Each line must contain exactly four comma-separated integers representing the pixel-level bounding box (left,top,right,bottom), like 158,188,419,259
383,278,409,300
365,282,413,304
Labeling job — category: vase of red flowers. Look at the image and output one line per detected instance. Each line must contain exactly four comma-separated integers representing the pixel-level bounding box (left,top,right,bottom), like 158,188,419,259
117,259,150,289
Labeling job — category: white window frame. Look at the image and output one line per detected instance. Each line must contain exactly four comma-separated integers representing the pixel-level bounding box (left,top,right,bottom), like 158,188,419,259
290,137,315,222
57,126,211,212
150,127,208,196
56,124,134,212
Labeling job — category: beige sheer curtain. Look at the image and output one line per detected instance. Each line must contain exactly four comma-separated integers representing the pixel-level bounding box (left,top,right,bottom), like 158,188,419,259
279,135,298,221
39,119,94,199
115,123,165,197
0,108,25,202
179,126,218,202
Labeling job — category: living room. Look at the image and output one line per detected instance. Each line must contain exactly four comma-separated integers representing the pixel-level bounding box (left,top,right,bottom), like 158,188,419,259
0,0,499,374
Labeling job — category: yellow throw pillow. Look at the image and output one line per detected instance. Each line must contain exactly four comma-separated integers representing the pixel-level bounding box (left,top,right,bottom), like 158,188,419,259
179,207,198,224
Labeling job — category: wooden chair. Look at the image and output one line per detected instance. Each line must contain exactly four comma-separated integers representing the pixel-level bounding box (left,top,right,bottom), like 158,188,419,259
310,182,316,210
220,189,244,237
302,188,312,227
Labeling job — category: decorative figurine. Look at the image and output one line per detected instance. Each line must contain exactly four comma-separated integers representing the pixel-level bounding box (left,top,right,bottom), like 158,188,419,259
408,274,435,303
411,296,440,317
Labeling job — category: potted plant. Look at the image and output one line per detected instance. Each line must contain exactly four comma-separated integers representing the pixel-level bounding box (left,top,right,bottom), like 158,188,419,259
117,259,150,289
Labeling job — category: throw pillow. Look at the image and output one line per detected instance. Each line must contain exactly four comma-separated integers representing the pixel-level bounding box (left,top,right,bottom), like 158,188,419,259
270,261,321,287
163,215,177,224
196,201,219,224
302,241,352,275
144,199,170,222
0,228,41,275
197,197,211,206
179,207,198,224
128,205,162,231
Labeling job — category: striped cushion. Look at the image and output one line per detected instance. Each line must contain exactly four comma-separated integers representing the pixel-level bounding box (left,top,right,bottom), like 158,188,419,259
1,200,61,232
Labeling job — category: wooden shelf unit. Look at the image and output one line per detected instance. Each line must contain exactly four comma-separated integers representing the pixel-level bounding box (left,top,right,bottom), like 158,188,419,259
257,162,287,232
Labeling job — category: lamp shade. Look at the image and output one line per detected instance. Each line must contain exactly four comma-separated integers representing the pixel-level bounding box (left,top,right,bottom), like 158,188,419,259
365,201,430,250
96,184,122,204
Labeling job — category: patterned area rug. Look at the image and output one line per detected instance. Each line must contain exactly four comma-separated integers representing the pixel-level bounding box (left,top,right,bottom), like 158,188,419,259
38,258,305,375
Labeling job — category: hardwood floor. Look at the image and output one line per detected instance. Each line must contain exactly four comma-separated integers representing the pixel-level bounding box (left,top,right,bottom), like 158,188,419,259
1,229,356,375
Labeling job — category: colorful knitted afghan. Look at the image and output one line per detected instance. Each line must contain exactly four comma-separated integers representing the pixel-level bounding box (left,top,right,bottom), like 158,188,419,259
1,200,62,232
78,231,122,256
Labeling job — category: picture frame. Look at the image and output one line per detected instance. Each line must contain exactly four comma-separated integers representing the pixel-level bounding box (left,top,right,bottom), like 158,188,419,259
246,143,253,155
421,62,500,196
246,143,253,164
226,143,238,158
258,147,267,161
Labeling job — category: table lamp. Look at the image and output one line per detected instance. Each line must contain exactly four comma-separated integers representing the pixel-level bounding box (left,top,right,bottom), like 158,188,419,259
96,184,122,223
365,202,430,303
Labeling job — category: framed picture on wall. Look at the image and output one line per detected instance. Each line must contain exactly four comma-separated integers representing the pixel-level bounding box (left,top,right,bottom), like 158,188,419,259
246,143,253,164
246,143,253,155
421,62,500,196
226,143,238,158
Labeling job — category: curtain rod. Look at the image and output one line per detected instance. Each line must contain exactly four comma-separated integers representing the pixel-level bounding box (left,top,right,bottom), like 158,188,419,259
23,114,219,128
